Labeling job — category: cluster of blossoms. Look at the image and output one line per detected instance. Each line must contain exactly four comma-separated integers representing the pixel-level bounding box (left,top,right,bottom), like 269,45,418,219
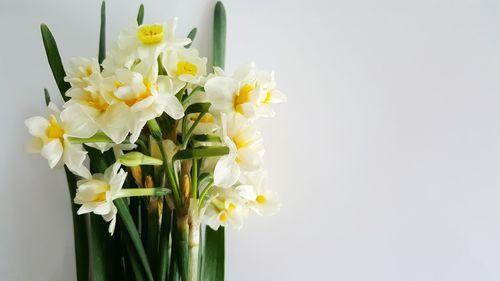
25,18,285,234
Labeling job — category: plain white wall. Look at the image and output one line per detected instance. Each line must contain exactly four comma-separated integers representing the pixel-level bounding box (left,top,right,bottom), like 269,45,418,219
1,0,500,280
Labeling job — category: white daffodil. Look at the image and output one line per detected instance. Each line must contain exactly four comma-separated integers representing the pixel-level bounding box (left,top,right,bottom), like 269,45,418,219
74,163,127,234
213,113,264,187
116,19,190,68
236,170,281,216
107,68,185,142
205,62,285,119
163,48,207,84
25,107,91,179
202,187,248,230
64,57,101,88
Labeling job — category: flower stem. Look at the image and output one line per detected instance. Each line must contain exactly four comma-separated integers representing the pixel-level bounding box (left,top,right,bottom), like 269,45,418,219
188,220,200,281
116,188,170,198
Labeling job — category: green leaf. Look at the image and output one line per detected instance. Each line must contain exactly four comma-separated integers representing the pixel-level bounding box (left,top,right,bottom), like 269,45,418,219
186,28,197,48
184,102,211,115
98,1,106,64
192,134,221,143
89,215,121,281
213,1,226,69
64,167,89,281
173,147,229,161
201,227,225,281
124,231,147,281
44,88,51,106
137,4,145,25
40,24,71,100
115,198,155,281
156,203,172,281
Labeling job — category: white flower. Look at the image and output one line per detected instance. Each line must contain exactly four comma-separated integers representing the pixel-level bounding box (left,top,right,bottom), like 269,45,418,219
74,163,127,234
236,170,281,216
202,187,248,230
205,62,286,119
64,57,101,88
107,68,185,142
116,19,190,69
25,106,91,179
62,64,185,144
163,48,207,84
213,113,264,187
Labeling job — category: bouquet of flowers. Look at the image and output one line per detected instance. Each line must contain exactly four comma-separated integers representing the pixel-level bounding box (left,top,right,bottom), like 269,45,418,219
25,2,285,281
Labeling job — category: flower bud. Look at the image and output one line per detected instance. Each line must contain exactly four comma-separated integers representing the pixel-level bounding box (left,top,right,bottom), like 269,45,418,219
118,152,163,167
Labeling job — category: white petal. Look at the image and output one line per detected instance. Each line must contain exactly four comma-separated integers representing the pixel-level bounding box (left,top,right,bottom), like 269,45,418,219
163,95,184,120
63,141,91,179
25,116,49,138
205,77,238,113
214,154,240,188
60,105,100,138
41,139,63,168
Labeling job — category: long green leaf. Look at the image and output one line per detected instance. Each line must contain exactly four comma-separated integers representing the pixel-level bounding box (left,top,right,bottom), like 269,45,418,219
137,4,145,25
64,167,89,281
157,202,172,281
98,1,106,64
174,147,229,161
184,102,211,115
116,198,155,281
40,24,71,100
213,2,226,69
202,3,227,281
124,231,147,281
201,227,225,281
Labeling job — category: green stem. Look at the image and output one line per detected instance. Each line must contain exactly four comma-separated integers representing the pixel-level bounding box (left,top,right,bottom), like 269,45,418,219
182,112,206,149
68,133,115,144
198,179,214,210
116,188,170,198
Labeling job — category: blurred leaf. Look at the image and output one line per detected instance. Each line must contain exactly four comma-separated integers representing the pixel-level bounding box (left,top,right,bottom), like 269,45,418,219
98,1,106,64
213,1,226,69
40,24,71,100
116,198,155,281
192,134,221,143
184,102,211,115
64,167,89,281
201,227,225,281
43,88,51,106
156,203,172,281
186,28,197,48
137,4,145,25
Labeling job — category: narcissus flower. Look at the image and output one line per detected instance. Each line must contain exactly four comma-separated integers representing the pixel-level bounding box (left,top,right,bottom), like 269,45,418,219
236,170,281,216
163,48,207,84
205,62,285,119
117,19,191,67
74,163,127,234
25,107,91,179
214,113,264,187
202,187,248,230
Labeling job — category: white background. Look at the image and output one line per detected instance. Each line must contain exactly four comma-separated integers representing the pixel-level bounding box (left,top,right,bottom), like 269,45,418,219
1,0,500,280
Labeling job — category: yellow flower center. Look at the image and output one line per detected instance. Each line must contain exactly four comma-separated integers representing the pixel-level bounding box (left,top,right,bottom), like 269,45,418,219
234,84,254,113
228,202,236,211
232,134,249,150
46,115,64,140
189,113,214,123
94,192,107,202
137,24,164,45
219,212,228,222
256,195,267,204
124,80,155,107
176,61,198,76
262,91,272,104
85,92,109,112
